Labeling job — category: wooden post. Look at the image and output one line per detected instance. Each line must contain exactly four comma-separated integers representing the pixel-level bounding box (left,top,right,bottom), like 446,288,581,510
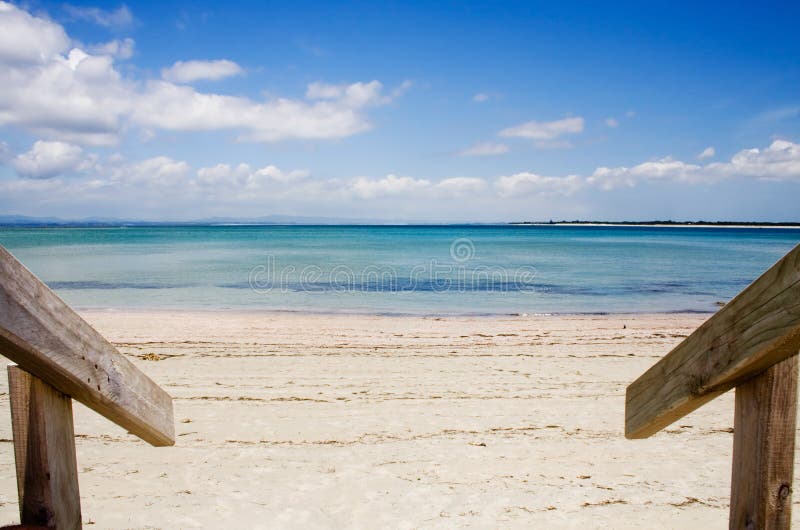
8,366,81,530
730,354,798,530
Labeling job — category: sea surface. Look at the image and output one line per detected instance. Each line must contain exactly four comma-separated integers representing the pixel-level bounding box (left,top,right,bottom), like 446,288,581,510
0,225,798,315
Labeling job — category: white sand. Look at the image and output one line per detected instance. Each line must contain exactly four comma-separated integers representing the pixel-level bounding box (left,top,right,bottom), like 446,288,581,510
0,311,796,529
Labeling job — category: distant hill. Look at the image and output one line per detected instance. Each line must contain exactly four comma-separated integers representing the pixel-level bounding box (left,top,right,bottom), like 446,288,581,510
0,214,409,227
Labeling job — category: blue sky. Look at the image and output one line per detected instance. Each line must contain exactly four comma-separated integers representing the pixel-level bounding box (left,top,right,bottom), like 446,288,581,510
0,0,799,221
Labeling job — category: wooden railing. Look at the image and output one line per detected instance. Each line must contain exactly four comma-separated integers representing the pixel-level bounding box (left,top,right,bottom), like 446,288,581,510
0,245,174,529
627,243,800,529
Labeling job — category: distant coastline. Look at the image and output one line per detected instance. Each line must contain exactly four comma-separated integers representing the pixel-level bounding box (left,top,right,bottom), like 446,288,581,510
1,214,799,228
511,221,800,229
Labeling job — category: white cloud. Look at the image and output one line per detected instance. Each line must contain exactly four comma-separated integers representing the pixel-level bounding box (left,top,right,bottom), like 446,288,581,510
132,80,390,142
499,117,584,141
88,38,135,59
63,4,133,27
345,174,488,199
2,140,799,220
0,1,70,64
196,162,311,187
305,80,390,107
458,142,509,157
495,172,583,197
349,174,431,199
0,37,135,145
588,158,706,190
161,59,244,83
589,140,800,189
605,117,619,128
626,110,636,118
249,165,310,185
435,177,487,194
495,139,800,196
110,156,191,186
196,163,252,185
697,146,715,160
717,139,800,181
12,140,95,178
0,3,407,146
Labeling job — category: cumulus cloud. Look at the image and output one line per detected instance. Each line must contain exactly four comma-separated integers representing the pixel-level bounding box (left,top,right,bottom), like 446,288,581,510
0,1,70,64
2,140,799,218
12,140,95,178
495,172,583,197
458,142,509,157
0,29,137,145
196,163,310,187
132,79,395,142
305,80,391,107
587,157,704,190
499,117,584,145
697,146,715,160
63,4,133,27
605,117,619,128
161,59,244,83
589,140,800,190
0,2,407,146
345,174,492,199
196,163,252,185
718,139,800,181
109,156,191,186
494,139,800,197
349,174,431,199
435,177,487,194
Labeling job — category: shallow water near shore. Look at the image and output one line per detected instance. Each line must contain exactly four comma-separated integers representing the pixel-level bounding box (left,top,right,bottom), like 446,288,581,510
0,225,798,315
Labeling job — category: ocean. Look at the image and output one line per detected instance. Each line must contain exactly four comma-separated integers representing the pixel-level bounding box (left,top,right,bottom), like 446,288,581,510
0,225,798,315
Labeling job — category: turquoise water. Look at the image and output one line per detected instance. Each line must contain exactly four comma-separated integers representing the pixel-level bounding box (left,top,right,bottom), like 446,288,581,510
0,225,798,315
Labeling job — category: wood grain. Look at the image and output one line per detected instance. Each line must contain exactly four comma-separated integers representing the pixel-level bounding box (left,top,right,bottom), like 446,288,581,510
626,243,800,439
0,245,174,446
729,355,797,530
9,366,81,530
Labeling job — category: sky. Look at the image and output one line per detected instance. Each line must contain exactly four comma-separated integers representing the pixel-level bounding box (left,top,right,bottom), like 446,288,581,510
0,0,799,222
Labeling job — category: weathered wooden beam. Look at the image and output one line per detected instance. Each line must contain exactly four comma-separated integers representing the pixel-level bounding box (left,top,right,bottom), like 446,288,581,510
9,366,82,530
626,243,800,439
0,245,174,446
729,354,797,530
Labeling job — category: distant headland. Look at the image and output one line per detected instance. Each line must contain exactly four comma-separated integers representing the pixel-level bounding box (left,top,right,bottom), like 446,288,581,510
511,220,800,228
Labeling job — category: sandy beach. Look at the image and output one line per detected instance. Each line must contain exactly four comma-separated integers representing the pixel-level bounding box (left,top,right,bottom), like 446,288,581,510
0,311,796,529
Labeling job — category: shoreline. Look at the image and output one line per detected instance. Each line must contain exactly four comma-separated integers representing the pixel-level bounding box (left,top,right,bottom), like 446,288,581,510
74,306,718,318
